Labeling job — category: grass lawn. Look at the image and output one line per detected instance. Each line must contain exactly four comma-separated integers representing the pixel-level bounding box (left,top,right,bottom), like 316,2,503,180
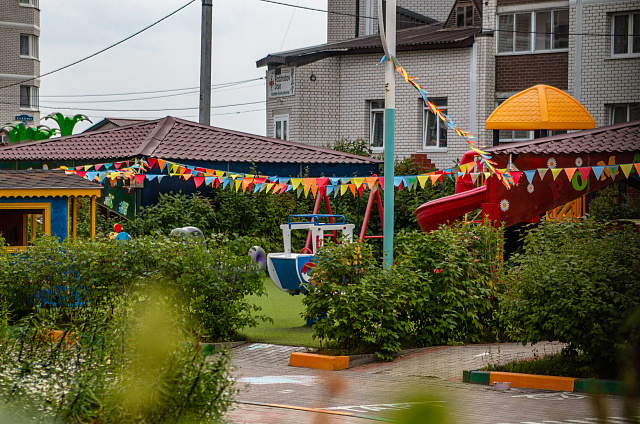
241,277,319,348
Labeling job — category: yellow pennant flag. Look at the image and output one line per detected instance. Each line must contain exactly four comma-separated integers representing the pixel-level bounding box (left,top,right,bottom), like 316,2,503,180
110,172,118,181
551,168,564,180
234,180,241,192
170,164,179,174
84,165,92,171
484,172,490,179
352,177,365,188
340,184,349,196
620,164,633,179
417,175,429,188
290,178,303,190
459,163,468,174
265,183,274,194
215,170,225,178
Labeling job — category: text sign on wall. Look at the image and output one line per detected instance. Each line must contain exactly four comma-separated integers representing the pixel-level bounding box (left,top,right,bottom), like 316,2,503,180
268,67,295,98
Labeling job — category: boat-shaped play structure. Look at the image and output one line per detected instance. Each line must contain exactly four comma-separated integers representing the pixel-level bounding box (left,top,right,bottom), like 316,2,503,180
267,214,354,295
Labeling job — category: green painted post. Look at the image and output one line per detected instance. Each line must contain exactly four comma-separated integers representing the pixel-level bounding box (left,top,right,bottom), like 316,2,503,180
379,0,396,268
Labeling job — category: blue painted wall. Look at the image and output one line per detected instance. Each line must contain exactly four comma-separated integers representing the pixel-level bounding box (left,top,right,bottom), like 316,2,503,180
0,196,68,240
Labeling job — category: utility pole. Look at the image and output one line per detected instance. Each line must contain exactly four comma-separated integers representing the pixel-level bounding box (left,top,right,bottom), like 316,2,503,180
379,0,396,268
199,0,213,125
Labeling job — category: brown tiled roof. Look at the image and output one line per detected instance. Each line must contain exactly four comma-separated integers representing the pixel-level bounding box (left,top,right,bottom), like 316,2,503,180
84,118,148,133
0,117,381,165
257,24,479,68
486,120,640,155
0,169,103,190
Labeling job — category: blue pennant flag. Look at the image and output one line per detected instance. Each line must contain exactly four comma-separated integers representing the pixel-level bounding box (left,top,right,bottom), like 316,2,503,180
592,166,605,180
146,174,158,182
329,177,341,186
523,170,536,184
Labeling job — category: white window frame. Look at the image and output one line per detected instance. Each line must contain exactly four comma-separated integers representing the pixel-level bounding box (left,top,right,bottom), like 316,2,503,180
609,103,640,124
19,0,39,8
497,9,569,55
20,85,39,110
611,12,640,58
422,98,449,150
273,114,289,140
369,100,385,151
20,34,38,59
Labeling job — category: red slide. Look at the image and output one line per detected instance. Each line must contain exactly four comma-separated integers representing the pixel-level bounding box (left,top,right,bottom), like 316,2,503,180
415,185,487,232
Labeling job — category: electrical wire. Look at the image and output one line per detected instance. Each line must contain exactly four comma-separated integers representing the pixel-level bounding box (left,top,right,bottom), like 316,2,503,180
39,77,264,98
279,0,300,51
39,81,265,104
36,100,265,112
259,0,376,20
0,0,196,91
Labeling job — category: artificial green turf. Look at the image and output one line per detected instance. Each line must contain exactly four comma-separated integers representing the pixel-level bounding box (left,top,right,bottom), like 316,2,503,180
242,277,319,348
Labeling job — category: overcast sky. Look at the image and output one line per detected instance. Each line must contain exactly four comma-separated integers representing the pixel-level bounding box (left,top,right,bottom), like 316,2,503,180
39,0,328,135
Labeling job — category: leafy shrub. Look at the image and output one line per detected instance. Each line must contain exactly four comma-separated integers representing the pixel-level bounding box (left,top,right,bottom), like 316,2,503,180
0,292,235,423
588,185,640,221
324,137,372,158
394,223,504,346
303,241,408,360
503,219,640,378
303,223,504,359
0,235,267,341
129,191,216,236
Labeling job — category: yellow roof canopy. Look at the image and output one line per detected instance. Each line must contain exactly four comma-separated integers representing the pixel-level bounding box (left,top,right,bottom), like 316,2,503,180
485,85,595,131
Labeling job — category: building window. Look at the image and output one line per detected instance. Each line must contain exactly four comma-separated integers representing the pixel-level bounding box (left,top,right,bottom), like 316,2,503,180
370,100,385,149
423,98,448,149
274,114,289,140
612,12,640,57
498,9,568,54
20,34,38,59
610,103,640,124
20,85,39,110
19,0,39,8
457,4,474,28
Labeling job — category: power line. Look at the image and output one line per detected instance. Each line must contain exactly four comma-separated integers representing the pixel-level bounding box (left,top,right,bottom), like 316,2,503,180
0,0,196,91
259,0,376,20
280,0,300,51
40,77,264,98
37,100,265,112
39,81,265,104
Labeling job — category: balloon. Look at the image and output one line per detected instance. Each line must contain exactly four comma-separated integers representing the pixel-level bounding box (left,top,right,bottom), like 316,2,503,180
113,223,121,233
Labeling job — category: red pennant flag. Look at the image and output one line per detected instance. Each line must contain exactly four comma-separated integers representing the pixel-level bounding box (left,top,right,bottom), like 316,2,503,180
578,167,591,182
76,166,83,171
510,171,522,185
147,158,157,169
357,185,364,197
94,164,103,171
114,162,122,170
76,171,87,177
134,174,145,185
316,177,329,191
193,177,205,188
215,177,220,188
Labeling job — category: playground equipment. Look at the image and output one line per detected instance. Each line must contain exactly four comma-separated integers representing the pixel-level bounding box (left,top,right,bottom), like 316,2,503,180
267,214,354,295
414,85,624,232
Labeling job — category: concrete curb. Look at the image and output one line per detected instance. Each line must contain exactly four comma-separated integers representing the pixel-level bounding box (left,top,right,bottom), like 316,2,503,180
463,370,631,395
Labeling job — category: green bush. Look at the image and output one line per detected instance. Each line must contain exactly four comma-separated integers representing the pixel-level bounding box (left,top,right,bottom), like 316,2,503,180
303,223,504,360
503,219,640,378
394,223,504,346
302,241,408,360
0,292,235,423
0,235,267,341
588,185,640,221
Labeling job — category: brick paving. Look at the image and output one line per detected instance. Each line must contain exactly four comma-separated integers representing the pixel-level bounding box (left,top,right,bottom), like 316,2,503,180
224,342,638,424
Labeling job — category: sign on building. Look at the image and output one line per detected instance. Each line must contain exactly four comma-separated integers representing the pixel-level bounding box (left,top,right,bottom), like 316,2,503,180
267,67,295,98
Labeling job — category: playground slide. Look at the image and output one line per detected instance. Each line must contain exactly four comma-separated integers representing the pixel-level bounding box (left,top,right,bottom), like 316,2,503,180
415,185,487,232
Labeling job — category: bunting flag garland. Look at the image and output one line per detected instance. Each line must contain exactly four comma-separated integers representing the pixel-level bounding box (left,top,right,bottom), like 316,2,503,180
380,55,514,189
57,156,640,199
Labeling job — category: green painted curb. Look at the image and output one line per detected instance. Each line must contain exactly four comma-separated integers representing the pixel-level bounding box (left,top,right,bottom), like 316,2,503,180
575,379,626,395
468,370,491,385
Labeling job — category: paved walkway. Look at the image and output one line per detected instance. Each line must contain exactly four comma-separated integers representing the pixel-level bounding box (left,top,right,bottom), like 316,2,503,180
224,341,596,424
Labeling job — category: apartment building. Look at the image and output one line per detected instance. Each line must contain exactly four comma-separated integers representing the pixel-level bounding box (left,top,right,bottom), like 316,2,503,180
257,0,640,171
0,0,41,142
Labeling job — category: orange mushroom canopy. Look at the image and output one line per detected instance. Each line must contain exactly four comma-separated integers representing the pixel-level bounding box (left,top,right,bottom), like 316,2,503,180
485,85,595,131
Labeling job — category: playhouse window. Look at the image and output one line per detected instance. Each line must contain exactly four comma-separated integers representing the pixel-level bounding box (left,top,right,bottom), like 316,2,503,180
423,98,448,149
0,205,48,251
